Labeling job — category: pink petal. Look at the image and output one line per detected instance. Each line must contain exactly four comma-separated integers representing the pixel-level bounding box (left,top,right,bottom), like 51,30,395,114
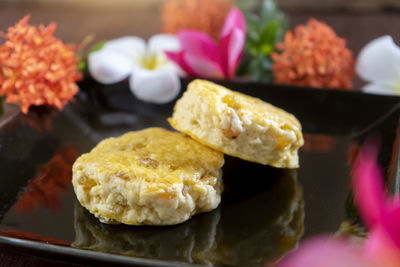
381,202,400,248
165,50,197,76
364,227,400,267
219,28,245,78
182,52,223,78
178,30,221,65
165,50,222,78
353,141,400,256
278,236,375,267
353,141,385,229
220,7,246,39
168,30,223,77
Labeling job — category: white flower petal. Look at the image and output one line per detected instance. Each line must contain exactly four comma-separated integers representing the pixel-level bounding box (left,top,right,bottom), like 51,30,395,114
362,82,400,95
105,36,146,62
356,35,400,84
148,34,179,55
129,67,180,104
88,49,134,84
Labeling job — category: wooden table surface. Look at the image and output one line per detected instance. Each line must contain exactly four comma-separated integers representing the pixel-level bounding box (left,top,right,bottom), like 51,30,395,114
0,1,399,266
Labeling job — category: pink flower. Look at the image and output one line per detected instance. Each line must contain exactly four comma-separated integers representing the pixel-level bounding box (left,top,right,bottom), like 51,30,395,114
165,7,245,79
278,237,374,267
353,140,400,266
278,140,400,267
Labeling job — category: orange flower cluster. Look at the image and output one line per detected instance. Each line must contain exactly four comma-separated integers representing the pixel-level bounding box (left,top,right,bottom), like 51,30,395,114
271,19,355,89
15,146,79,213
0,15,82,114
161,0,233,41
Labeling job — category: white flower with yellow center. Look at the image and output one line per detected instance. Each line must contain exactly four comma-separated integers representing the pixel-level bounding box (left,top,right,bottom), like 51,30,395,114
88,34,180,104
356,35,400,95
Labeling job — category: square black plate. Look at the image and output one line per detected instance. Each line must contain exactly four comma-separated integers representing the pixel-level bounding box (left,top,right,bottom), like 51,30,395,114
0,79,399,266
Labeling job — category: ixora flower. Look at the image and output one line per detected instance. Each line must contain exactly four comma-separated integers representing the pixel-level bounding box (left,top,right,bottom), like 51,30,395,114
0,15,82,114
166,7,246,79
88,34,181,104
356,36,400,95
271,19,355,89
278,141,400,267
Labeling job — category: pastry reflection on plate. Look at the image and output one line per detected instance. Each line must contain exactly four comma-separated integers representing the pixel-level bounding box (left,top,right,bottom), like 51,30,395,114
72,201,221,264
73,158,304,266
207,157,305,266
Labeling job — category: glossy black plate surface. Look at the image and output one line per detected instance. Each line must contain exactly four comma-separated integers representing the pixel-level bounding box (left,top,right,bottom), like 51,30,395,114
0,79,399,266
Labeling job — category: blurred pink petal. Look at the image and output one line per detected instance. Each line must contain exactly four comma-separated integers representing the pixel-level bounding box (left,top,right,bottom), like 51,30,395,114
177,31,222,77
183,52,223,78
353,142,385,229
365,227,400,267
178,30,220,64
353,140,400,248
219,27,245,78
165,50,197,76
166,7,245,79
382,204,400,248
220,7,246,38
219,7,245,77
353,140,400,265
278,236,375,267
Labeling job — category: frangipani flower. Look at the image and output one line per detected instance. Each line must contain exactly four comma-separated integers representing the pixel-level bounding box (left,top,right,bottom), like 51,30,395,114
356,36,400,95
88,34,181,104
278,141,400,267
166,7,245,79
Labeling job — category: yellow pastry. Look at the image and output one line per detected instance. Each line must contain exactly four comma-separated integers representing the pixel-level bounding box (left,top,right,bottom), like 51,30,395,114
72,127,224,226
169,80,304,168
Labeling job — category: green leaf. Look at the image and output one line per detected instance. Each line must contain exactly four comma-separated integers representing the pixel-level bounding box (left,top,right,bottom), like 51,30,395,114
234,0,259,12
241,0,287,82
260,0,277,23
89,41,106,54
77,60,87,73
260,21,277,47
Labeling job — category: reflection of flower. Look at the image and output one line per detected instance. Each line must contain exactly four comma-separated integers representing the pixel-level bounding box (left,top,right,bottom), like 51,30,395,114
272,19,355,89
278,141,400,267
301,134,335,153
15,146,79,213
0,15,82,114
161,0,233,42
356,36,400,95
88,34,181,104
166,7,245,79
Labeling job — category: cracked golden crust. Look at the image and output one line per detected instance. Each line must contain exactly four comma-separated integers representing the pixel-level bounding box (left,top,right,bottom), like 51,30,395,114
72,127,224,226
169,80,304,168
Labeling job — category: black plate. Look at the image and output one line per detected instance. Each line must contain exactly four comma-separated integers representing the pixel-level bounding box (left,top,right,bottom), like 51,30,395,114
0,79,399,266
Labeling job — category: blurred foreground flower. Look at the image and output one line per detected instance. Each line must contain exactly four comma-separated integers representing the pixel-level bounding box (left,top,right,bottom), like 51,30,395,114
0,15,82,114
161,0,233,42
352,141,400,266
88,34,180,104
278,141,400,266
272,19,354,89
166,7,245,79
356,36,400,95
